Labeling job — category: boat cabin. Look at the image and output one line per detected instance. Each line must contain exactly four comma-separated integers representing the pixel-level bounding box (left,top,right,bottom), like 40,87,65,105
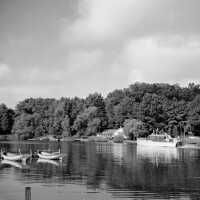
147,132,173,142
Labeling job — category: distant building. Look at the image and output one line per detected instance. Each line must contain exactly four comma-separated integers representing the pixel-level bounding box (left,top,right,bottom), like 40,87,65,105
113,127,127,139
100,129,116,139
100,127,127,139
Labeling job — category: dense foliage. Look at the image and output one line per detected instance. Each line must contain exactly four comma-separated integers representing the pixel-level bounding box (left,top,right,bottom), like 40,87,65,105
1,82,200,139
0,104,14,135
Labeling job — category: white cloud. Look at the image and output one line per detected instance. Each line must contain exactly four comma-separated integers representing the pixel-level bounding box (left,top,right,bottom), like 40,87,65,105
66,49,103,73
61,0,200,88
0,63,10,78
2,0,200,107
62,0,146,48
62,0,200,49
126,38,200,84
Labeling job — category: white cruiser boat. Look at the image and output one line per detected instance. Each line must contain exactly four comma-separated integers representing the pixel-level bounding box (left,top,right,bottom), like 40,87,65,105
137,132,180,148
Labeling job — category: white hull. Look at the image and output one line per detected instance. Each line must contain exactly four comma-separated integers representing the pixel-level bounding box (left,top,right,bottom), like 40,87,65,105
40,151,60,156
137,138,178,147
38,153,62,160
1,154,24,161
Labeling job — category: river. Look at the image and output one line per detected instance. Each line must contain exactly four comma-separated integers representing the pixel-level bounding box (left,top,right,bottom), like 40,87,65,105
0,141,200,200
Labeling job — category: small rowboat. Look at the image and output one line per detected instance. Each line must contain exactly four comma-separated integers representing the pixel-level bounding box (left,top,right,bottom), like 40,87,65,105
40,149,60,156
0,148,32,163
1,153,24,162
38,152,62,160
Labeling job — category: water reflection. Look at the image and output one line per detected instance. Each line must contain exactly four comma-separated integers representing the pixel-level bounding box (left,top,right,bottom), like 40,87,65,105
0,141,200,199
1,160,29,169
137,145,179,164
37,158,61,166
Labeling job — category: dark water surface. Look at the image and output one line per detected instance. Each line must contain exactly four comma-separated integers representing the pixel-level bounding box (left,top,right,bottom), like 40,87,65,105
0,141,200,200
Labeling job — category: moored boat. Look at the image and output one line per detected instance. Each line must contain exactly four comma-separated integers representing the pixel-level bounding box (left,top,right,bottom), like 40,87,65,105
0,149,32,162
137,132,180,148
40,149,60,156
37,150,63,160
1,153,24,161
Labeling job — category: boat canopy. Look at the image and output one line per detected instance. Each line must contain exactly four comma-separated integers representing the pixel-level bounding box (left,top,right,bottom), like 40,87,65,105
147,132,172,142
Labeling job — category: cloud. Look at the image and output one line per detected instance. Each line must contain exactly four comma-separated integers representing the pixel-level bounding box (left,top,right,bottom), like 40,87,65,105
125,37,200,84
2,0,200,107
62,0,200,49
0,63,10,78
66,49,103,73
60,0,200,89
62,0,138,48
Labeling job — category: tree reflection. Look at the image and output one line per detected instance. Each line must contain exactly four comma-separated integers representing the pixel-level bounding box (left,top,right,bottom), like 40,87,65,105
1,141,200,199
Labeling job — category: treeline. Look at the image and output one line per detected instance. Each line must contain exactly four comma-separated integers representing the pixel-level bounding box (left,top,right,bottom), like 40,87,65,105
1,82,200,139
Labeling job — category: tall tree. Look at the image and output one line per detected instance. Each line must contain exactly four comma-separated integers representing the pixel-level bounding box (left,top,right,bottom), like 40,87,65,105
0,104,14,135
123,119,148,139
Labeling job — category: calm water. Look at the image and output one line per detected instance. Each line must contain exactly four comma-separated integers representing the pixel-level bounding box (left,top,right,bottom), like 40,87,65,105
0,141,200,200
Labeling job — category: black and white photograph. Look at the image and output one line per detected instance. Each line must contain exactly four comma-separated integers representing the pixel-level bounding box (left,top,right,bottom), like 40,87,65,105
1,0,200,199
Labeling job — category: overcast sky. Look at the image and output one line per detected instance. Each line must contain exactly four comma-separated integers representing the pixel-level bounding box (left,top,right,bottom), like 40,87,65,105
0,0,200,107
